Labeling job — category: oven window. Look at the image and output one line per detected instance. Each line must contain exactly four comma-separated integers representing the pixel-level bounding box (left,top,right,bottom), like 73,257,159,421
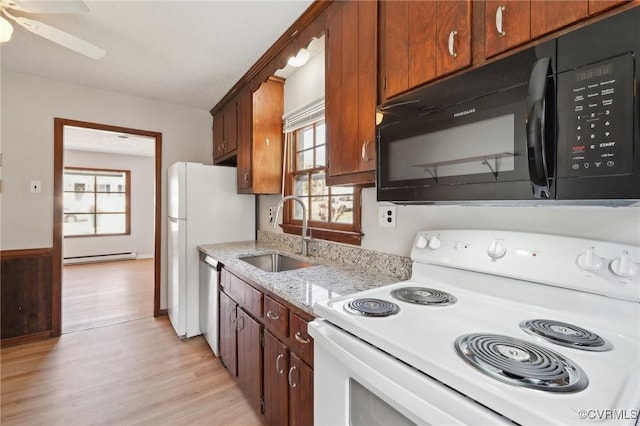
387,113,515,182
349,378,417,426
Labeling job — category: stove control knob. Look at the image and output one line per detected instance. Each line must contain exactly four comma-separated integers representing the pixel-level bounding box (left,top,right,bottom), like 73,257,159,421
415,235,428,249
577,247,603,272
609,251,638,278
487,240,506,259
427,235,441,250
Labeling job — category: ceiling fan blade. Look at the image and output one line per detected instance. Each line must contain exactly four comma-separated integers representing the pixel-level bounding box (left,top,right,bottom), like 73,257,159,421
8,0,90,14
14,16,105,59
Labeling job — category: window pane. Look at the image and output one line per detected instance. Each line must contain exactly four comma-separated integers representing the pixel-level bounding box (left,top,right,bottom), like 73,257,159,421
64,192,94,213
96,174,126,193
294,175,309,196
310,172,327,196
316,122,326,144
64,174,93,192
96,214,126,234
313,196,330,222
96,193,126,213
331,195,354,224
315,144,326,167
64,214,95,235
297,149,314,170
292,198,308,221
332,185,354,195
297,126,314,151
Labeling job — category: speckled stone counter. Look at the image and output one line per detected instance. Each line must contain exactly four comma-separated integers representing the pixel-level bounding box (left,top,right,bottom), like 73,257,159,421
198,239,408,316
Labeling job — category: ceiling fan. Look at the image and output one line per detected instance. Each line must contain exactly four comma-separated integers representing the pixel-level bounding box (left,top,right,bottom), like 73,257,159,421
0,0,105,59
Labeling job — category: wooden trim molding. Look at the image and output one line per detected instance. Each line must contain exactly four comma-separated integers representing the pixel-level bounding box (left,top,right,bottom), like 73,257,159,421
210,0,331,115
53,118,164,340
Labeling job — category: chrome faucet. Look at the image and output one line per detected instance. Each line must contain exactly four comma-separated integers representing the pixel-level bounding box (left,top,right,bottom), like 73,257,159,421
273,195,311,256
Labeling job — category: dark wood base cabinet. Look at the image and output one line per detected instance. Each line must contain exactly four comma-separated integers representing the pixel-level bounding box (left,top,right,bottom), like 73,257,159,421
219,267,314,425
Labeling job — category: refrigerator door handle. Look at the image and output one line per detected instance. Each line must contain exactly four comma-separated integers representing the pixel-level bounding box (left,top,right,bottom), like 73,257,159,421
168,217,180,223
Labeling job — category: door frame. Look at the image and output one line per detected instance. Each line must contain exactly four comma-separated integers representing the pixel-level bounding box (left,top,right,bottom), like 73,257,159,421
53,118,163,336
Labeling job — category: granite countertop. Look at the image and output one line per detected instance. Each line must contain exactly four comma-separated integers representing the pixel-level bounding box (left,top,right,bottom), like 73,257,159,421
198,240,403,316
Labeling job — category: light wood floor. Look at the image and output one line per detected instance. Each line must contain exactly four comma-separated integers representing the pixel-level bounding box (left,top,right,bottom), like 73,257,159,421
0,258,262,426
62,259,155,333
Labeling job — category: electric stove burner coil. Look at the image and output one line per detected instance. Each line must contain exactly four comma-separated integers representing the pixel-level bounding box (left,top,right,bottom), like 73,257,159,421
344,298,400,317
520,319,612,351
391,287,457,306
455,333,588,393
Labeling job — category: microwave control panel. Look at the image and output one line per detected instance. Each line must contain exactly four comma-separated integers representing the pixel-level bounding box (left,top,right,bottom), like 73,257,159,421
557,54,634,178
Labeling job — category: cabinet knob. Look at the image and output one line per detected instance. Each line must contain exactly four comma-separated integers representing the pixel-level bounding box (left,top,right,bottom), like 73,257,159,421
361,141,371,163
288,365,298,388
495,5,506,37
276,353,284,374
295,331,311,344
448,29,458,58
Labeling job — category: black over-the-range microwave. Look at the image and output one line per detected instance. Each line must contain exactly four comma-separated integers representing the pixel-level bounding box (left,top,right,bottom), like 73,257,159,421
376,7,639,204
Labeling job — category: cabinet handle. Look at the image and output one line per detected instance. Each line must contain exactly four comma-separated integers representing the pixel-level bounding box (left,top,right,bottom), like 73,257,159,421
229,308,237,324
276,353,284,374
235,315,244,331
295,332,311,345
361,141,371,163
288,365,298,388
448,30,458,58
243,171,249,184
266,310,280,320
495,5,506,37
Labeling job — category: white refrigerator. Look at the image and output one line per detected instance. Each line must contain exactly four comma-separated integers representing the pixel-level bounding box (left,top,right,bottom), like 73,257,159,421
167,162,255,338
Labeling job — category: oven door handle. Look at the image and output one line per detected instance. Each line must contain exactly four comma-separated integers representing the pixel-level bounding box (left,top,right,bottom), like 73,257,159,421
526,57,555,199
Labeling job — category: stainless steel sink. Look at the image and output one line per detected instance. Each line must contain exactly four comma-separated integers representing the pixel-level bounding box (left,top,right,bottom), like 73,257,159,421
239,252,314,272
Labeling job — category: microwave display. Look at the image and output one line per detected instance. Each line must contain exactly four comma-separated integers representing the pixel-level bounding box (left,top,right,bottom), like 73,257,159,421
574,63,613,83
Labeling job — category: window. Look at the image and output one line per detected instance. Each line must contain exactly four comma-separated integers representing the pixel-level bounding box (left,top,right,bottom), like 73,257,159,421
63,168,130,237
282,119,363,245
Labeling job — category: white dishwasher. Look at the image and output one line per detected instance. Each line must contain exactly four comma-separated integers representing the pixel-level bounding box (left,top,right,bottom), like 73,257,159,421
199,253,220,356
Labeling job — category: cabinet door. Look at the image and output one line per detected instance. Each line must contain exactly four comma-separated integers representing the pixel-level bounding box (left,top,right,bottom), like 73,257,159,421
436,0,471,77
531,1,588,38
219,291,237,376
380,0,409,99
589,0,627,15
289,353,313,426
408,1,437,88
212,112,225,161
252,77,284,194
237,90,252,191
325,0,377,185
236,308,262,415
263,330,289,426
485,0,531,58
223,101,238,154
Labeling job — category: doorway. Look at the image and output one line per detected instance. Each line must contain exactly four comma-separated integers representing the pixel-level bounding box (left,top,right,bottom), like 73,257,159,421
53,118,162,337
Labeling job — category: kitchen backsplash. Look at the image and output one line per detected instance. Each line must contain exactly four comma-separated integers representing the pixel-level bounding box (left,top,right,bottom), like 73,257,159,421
257,230,411,280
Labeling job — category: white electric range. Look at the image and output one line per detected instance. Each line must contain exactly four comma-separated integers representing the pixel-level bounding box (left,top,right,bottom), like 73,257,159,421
309,230,640,425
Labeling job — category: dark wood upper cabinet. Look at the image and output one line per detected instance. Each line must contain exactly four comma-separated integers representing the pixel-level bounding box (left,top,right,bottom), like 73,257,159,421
485,0,531,58
237,77,284,194
325,0,377,186
530,1,589,39
588,0,628,15
213,99,238,163
379,0,470,101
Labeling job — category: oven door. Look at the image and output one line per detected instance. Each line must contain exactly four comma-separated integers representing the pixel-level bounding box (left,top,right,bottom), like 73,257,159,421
308,319,511,426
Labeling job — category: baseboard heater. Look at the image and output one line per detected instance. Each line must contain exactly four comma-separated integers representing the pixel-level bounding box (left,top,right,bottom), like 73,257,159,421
64,251,138,265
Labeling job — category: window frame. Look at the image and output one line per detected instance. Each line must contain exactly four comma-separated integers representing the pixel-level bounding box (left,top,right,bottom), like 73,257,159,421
281,121,363,246
63,167,131,238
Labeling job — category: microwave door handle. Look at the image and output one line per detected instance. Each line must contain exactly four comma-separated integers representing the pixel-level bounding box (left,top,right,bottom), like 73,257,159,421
526,57,555,199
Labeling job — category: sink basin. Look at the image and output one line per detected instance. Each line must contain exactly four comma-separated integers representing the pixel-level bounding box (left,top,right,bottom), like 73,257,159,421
239,253,314,272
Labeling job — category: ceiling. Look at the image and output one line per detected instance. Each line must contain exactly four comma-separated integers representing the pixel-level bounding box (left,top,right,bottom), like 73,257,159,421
64,125,156,157
0,0,315,111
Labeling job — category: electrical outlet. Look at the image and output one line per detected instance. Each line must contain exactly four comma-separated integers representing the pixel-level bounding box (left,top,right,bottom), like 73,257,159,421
30,180,42,194
378,205,396,228
268,206,274,223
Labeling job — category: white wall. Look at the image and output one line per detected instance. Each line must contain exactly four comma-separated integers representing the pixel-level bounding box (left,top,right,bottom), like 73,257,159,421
63,149,155,259
1,70,213,308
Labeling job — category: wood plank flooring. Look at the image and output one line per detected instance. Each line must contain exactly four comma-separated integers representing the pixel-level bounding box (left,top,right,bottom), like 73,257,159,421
2,259,262,425
62,259,154,333
1,316,263,425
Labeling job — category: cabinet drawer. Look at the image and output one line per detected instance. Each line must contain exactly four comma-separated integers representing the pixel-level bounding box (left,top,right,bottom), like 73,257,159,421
226,271,246,304
264,296,289,337
290,312,314,367
244,283,263,319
